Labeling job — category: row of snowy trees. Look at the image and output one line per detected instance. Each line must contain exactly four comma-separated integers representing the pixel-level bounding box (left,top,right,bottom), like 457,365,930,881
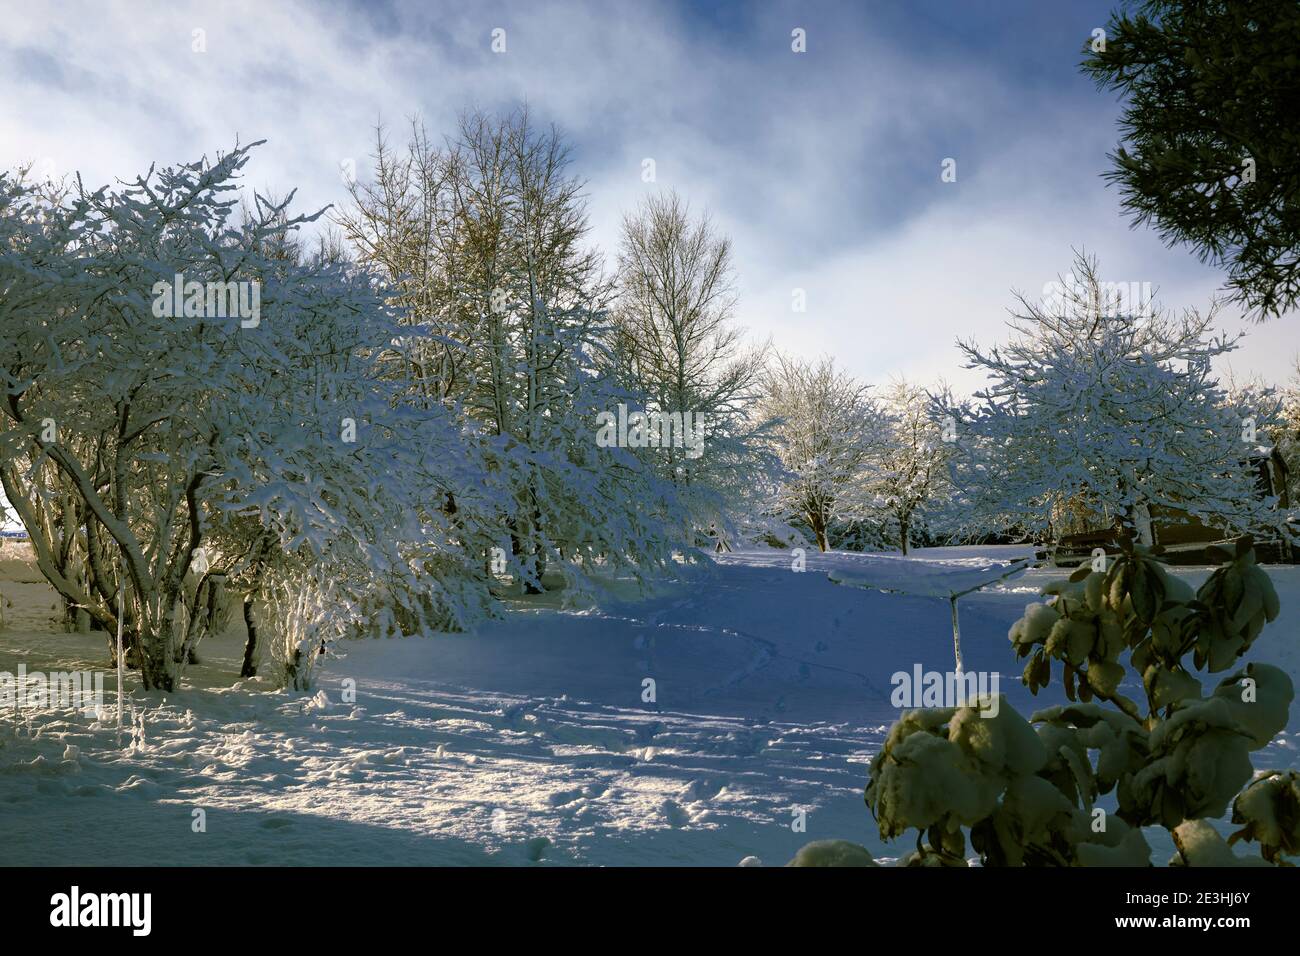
335,110,710,598
759,251,1295,554
1,111,1294,690
0,111,788,689
758,358,953,553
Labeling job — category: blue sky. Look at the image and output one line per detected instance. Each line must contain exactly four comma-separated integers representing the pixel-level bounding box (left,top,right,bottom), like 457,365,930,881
2,0,1296,395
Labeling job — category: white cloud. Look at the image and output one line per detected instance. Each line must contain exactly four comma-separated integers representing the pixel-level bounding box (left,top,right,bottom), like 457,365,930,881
1,0,1294,398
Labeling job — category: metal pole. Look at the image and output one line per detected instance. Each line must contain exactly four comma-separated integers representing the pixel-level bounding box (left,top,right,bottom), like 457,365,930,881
950,596,963,675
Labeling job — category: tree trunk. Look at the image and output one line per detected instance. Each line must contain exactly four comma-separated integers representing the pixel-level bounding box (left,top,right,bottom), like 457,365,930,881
138,633,175,692
810,514,829,553
512,511,546,594
1116,499,1154,547
899,518,911,556
62,598,90,633
240,598,259,678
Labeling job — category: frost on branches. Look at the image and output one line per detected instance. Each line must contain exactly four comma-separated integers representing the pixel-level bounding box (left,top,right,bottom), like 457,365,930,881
610,189,779,549
337,111,701,597
940,253,1280,545
866,378,955,554
0,144,490,690
1,123,716,699
759,354,888,552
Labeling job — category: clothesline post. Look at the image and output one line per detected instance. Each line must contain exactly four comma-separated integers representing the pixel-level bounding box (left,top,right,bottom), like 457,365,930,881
950,596,963,675
829,555,1031,676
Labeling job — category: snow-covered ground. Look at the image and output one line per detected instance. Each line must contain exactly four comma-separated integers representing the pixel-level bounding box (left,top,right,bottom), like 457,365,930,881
1,543,1297,866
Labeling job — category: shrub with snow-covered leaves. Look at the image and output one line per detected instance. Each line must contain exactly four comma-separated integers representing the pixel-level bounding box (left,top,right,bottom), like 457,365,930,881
857,537,1294,866
1229,770,1300,865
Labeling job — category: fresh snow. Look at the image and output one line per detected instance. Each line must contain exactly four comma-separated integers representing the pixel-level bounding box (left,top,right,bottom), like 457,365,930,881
1,544,1297,866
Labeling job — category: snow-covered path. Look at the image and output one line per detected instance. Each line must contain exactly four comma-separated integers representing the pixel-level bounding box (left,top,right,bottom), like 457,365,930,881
2,547,1298,865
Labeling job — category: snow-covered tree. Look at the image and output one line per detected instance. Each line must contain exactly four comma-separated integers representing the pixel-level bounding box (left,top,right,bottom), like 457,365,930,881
859,538,1295,866
0,144,484,690
760,354,886,552
941,252,1277,545
334,118,470,407
611,190,777,543
338,110,692,596
868,378,954,554
1220,368,1293,522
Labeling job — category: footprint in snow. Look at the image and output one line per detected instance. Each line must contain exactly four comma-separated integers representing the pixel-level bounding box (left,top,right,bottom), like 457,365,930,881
117,775,162,797
546,788,585,808
633,721,664,743
680,778,723,801
661,799,690,827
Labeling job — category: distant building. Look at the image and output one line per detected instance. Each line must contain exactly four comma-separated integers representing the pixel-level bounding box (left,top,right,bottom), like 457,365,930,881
1053,447,1294,565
